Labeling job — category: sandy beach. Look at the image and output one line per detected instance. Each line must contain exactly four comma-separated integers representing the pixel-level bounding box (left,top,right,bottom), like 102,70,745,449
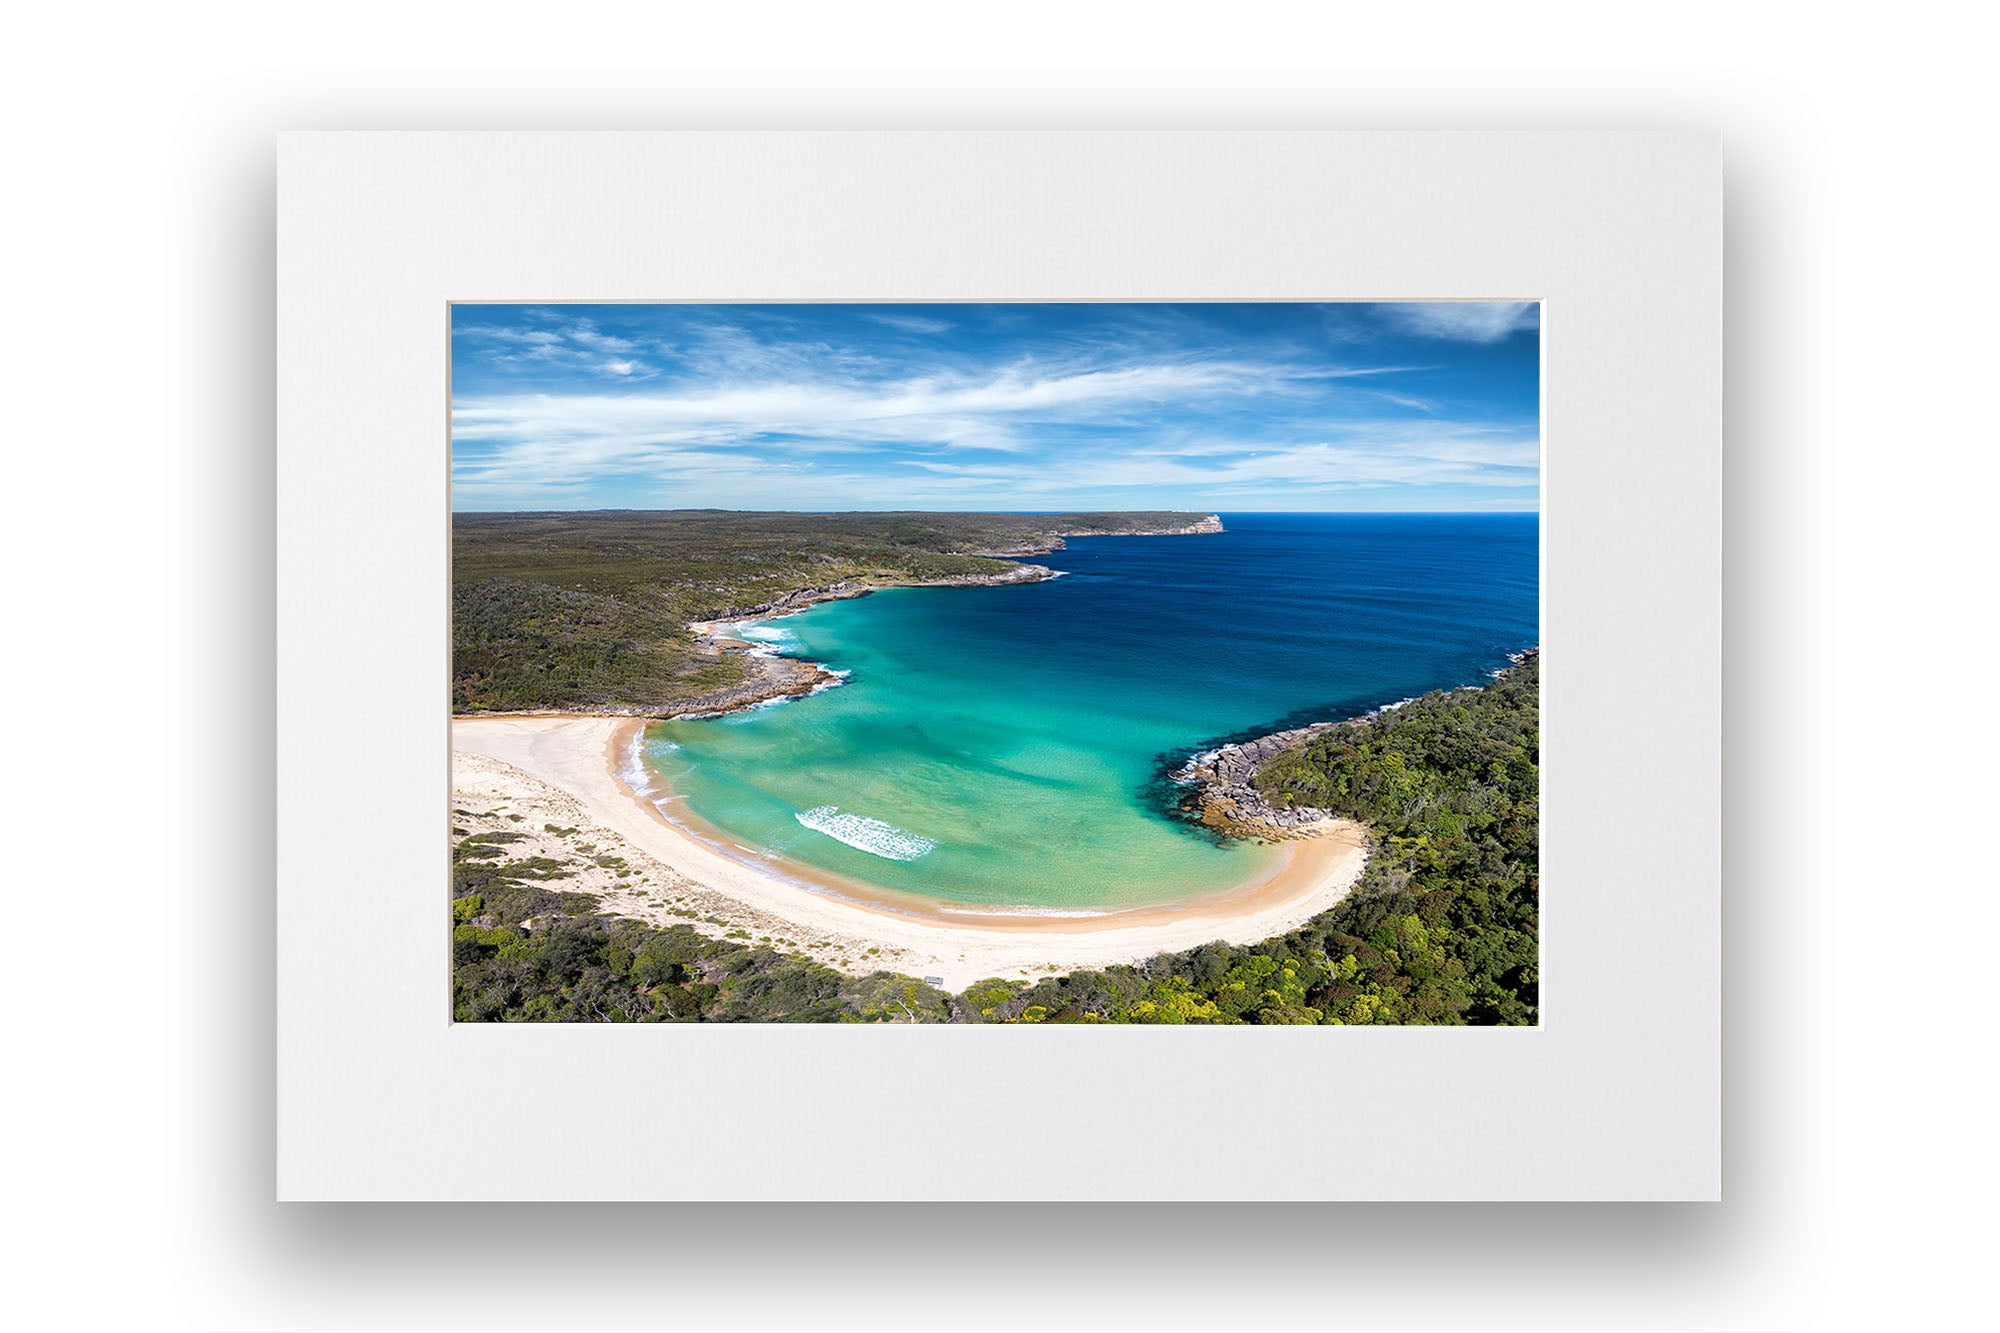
452,715,1370,991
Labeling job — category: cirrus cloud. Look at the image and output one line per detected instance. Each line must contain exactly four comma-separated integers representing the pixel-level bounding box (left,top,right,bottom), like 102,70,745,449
1375,301,1540,344
449,302,1540,511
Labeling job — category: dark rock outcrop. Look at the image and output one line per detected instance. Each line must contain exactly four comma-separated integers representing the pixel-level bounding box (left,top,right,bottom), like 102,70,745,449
1173,722,1347,839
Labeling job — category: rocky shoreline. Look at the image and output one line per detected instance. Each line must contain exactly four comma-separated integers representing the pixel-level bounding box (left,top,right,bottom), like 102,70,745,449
454,517,1223,723
1173,721,1351,839
1175,647,1540,840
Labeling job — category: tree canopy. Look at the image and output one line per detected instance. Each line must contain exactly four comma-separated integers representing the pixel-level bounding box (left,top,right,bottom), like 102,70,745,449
450,653,1538,1025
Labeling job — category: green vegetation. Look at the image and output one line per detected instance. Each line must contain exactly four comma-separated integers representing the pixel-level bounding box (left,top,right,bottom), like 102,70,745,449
452,912,957,1024
449,654,1537,1025
1245,650,1539,1024
452,914,960,1022
451,817,953,1021
453,509,1215,712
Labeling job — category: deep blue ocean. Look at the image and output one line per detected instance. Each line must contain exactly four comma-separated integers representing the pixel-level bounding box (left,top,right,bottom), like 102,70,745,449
1004,511,1538,741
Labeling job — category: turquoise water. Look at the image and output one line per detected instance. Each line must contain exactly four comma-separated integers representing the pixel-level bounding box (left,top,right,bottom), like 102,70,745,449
641,514,1538,910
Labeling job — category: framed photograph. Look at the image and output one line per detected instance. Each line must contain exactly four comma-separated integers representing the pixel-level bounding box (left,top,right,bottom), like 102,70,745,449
278,131,1720,1200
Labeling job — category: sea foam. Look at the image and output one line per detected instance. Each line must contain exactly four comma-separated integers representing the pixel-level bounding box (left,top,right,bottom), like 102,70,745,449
618,728,652,793
733,621,799,657
794,805,937,861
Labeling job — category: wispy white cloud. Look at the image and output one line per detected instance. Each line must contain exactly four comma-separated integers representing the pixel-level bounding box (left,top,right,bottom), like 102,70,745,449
1376,301,1539,343
502,433,1541,512
453,417,1537,511
449,303,1539,510
902,428,1540,493
455,314,659,379
864,311,954,335
1360,389,1440,412
451,358,1330,459
563,324,639,353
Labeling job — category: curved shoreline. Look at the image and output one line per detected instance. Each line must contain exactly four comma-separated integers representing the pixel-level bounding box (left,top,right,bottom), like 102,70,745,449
679,565,1058,717
455,516,1223,722
451,714,1369,989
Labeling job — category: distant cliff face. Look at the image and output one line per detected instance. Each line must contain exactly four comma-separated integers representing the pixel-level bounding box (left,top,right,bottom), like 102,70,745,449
969,514,1224,558
1059,513,1225,539
1140,513,1224,536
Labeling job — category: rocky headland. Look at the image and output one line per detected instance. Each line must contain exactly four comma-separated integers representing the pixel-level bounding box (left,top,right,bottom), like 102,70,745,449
969,513,1223,558
1177,647,1540,840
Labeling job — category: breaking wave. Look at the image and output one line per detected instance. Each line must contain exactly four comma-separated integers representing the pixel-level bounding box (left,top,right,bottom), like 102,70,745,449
619,728,652,793
733,621,799,657
793,805,937,861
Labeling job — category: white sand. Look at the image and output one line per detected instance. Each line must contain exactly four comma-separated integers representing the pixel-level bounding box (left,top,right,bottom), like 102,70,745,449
452,715,1370,991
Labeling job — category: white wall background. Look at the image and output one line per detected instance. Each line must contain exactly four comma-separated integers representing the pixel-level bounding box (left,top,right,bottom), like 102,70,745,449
4,3,1990,1329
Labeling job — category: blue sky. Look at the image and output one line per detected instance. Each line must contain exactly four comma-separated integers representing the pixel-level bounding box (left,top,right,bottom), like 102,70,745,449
450,302,1539,512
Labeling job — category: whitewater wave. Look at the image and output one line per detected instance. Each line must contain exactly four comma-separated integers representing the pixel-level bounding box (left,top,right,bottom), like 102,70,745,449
1171,747,1222,783
618,728,652,793
794,805,937,861
733,621,800,657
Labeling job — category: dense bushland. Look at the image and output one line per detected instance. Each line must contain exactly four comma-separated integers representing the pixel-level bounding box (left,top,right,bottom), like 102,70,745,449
450,653,1538,1025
